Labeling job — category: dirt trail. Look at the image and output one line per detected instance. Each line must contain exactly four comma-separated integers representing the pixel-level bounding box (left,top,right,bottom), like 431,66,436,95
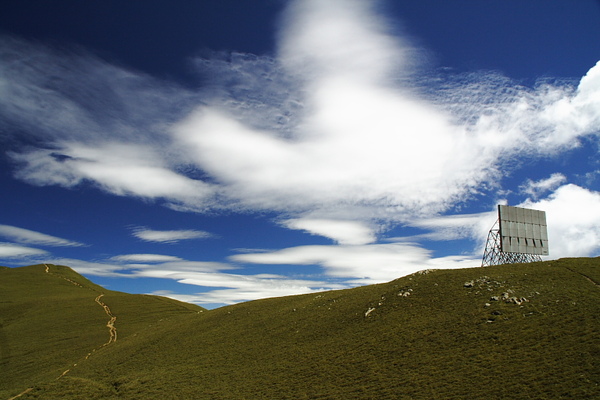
44,264,117,346
7,265,121,398
564,266,600,288
38,265,118,383
43,264,83,288
54,294,118,380
95,294,118,345
6,387,33,400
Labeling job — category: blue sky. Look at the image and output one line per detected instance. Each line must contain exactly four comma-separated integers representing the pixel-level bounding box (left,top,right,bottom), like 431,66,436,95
1,0,599,309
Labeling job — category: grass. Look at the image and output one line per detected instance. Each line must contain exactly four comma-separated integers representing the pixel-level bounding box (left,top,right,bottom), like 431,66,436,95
1,258,598,399
0,264,204,399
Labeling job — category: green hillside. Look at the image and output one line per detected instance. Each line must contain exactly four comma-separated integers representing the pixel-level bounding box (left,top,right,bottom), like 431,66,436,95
0,264,204,399
1,258,598,399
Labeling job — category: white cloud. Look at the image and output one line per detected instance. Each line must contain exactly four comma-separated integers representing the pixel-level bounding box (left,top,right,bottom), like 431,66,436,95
550,60,600,138
520,173,567,199
152,286,307,306
278,0,413,84
147,272,338,306
0,36,214,211
405,211,497,243
1,2,599,229
521,184,600,258
0,36,196,145
48,257,230,278
400,184,600,260
0,242,47,258
0,224,85,247
110,254,183,263
132,228,213,243
173,81,488,220
35,243,474,306
231,242,479,285
46,255,338,306
26,181,600,306
47,258,132,277
11,143,215,208
171,1,600,225
283,218,376,245
1,0,600,306
134,261,232,272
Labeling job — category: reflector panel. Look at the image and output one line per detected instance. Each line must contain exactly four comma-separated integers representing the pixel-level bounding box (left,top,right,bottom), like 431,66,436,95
498,205,549,255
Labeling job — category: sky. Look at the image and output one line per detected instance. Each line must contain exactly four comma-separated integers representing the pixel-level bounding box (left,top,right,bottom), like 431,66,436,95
1,0,599,309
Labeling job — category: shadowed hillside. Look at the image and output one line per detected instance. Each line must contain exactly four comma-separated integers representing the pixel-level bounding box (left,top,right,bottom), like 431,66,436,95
1,259,598,399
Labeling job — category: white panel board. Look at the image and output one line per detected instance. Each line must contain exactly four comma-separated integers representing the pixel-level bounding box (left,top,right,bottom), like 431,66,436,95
498,205,549,255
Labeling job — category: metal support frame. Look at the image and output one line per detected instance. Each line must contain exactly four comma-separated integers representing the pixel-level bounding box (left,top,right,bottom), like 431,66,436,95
481,219,542,267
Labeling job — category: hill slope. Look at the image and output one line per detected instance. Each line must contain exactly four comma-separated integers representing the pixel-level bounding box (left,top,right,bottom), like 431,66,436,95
0,264,204,399
1,259,598,399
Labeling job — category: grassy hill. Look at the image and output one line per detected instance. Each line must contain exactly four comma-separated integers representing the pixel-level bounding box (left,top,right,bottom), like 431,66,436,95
1,258,598,399
0,264,204,399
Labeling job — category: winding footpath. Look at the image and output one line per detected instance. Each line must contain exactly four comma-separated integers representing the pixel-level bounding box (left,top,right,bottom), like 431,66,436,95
94,294,118,346
54,295,118,381
6,388,32,400
43,264,118,346
47,265,119,379
47,264,119,382
8,265,119,399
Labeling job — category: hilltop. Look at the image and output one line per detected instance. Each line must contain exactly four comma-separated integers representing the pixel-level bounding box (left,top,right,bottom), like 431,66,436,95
1,258,598,399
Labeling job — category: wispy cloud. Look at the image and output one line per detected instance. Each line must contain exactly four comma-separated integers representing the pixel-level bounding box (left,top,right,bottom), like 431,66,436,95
282,218,376,245
0,224,85,247
520,173,567,200
11,143,215,204
110,254,184,263
146,272,337,306
0,36,217,212
0,0,599,305
150,276,335,306
43,256,339,306
1,1,598,228
20,180,600,306
399,183,600,259
132,228,214,243
521,184,600,258
0,242,47,258
169,1,600,224
405,212,497,243
46,258,132,277
231,242,478,285
128,261,232,273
